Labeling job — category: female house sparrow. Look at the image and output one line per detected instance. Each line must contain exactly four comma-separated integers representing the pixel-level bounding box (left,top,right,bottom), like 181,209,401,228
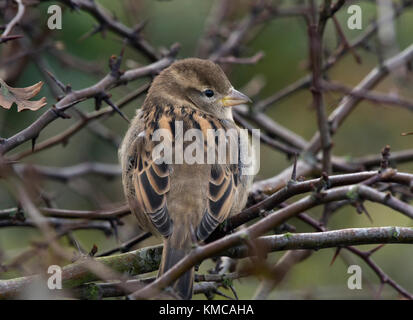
119,58,254,299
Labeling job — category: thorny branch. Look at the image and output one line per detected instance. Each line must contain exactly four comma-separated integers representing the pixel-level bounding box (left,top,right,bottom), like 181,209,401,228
2,226,413,299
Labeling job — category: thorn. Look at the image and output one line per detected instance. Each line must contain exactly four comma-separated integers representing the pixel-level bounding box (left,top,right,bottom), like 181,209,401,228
229,285,239,300
58,97,87,112
67,235,85,257
214,289,234,300
360,202,373,223
109,219,119,240
167,42,181,58
94,94,103,111
102,94,130,123
79,24,105,41
31,135,38,152
45,70,67,93
353,201,373,223
133,19,148,34
290,153,297,181
367,244,385,256
330,247,341,266
0,34,23,43
51,105,72,119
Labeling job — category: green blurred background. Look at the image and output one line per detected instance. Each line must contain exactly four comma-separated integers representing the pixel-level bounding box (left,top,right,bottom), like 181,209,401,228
1,0,413,299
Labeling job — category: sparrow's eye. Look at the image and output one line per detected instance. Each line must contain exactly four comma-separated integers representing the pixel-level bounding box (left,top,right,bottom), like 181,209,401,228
204,89,214,98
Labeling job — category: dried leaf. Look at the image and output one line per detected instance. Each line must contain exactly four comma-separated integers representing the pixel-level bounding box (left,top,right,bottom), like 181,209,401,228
0,79,47,112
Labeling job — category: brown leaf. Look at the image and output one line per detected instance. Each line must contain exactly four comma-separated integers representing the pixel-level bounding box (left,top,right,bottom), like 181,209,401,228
0,79,47,112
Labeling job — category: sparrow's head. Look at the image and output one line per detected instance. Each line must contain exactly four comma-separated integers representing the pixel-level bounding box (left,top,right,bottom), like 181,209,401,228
146,58,251,119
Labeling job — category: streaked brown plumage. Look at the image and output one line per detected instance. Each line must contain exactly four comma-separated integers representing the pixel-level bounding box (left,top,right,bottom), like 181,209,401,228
119,58,254,299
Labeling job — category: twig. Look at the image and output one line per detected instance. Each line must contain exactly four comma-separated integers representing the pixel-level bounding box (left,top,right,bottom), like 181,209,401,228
253,42,413,194
253,0,413,113
10,83,150,160
129,183,413,299
43,0,160,61
217,52,265,65
0,44,179,155
298,213,413,299
322,80,413,112
14,162,121,182
0,0,25,43
2,226,413,299
307,0,332,174
210,170,413,241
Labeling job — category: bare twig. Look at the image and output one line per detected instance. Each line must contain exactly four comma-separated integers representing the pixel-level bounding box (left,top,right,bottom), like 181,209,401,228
0,0,25,43
0,44,179,155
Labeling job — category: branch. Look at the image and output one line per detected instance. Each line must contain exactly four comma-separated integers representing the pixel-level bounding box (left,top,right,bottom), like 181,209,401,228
44,0,159,61
211,170,413,240
2,227,413,299
353,149,413,169
0,0,25,43
253,0,413,113
14,162,121,182
129,183,413,299
253,42,413,194
298,212,413,299
0,205,130,220
253,249,312,300
322,80,413,112
0,244,163,299
0,44,179,155
216,52,265,65
209,1,267,61
10,83,150,161
307,0,332,174
0,217,113,235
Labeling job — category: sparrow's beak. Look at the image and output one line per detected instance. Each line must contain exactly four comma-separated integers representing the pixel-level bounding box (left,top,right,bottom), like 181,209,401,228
221,88,252,107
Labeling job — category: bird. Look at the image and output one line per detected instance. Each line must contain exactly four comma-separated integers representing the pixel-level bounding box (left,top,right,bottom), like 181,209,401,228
119,58,255,299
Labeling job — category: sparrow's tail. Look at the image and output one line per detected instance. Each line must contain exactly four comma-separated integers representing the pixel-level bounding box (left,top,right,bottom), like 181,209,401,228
159,238,194,300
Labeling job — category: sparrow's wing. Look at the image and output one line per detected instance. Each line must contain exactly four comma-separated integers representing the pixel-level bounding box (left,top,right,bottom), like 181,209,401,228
132,132,172,237
194,118,241,241
196,163,238,241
